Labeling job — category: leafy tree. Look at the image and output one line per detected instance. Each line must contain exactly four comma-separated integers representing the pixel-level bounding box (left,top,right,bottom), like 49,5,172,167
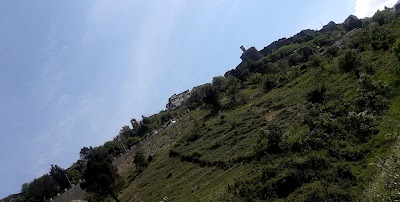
307,84,327,104
394,40,400,61
19,174,59,202
212,76,226,91
126,136,141,148
202,85,221,111
159,111,172,124
255,121,286,156
133,150,149,172
338,49,361,73
81,148,123,202
263,75,277,92
372,8,395,26
50,164,70,190
80,146,92,160
103,141,123,157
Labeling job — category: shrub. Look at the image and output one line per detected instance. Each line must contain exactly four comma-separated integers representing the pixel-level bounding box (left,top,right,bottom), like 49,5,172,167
394,40,400,61
133,151,149,172
306,84,327,104
326,45,339,57
355,74,389,114
248,73,262,85
255,121,286,156
343,111,378,142
372,9,395,26
263,75,277,92
212,76,226,91
338,49,361,73
310,55,322,67
126,136,141,148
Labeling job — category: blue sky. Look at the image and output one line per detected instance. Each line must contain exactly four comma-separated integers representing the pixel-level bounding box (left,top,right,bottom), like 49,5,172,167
0,0,397,198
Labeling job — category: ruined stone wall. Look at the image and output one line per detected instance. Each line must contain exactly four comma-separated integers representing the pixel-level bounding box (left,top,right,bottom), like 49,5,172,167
51,185,86,202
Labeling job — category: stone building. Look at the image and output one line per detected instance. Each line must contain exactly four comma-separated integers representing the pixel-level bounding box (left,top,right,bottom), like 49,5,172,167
240,46,264,63
166,90,191,110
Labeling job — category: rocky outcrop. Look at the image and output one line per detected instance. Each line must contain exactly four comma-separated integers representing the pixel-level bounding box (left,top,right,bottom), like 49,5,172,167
320,21,338,33
240,47,264,63
259,29,317,56
343,15,362,31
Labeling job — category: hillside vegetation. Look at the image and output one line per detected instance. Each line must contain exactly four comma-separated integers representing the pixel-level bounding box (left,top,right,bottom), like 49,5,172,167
8,5,400,202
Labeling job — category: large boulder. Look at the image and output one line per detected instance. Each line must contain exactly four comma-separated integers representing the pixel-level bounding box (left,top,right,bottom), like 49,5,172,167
343,15,363,31
320,21,338,33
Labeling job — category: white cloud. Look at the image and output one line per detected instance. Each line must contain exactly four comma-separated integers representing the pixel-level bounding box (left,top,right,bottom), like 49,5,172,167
355,0,398,18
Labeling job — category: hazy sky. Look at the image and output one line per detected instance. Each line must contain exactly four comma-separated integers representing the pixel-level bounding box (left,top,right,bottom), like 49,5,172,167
0,0,397,198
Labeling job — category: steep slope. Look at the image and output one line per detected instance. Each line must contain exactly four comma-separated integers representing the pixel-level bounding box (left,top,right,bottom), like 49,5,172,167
117,8,400,202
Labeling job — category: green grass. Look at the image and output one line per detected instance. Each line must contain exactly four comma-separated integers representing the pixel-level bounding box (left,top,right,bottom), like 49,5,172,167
116,15,400,202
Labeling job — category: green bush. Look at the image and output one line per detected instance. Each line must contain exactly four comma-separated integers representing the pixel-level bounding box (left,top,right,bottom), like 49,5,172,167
133,151,149,172
394,40,400,61
372,9,395,26
338,49,361,73
355,74,389,114
326,45,339,57
255,121,287,156
263,75,277,92
306,84,327,104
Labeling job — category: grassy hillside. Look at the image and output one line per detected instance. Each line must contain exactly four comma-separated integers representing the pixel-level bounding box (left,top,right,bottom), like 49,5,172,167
115,8,400,202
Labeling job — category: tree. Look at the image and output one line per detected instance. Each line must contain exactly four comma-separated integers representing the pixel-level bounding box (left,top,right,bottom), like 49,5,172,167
202,85,221,111
50,164,70,190
212,76,226,91
19,174,59,202
338,49,361,73
307,84,327,104
79,146,92,160
81,148,123,202
133,150,149,172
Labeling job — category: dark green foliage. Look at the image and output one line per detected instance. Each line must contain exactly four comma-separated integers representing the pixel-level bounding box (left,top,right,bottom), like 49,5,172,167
103,140,124,157
212,76,226,91
310,55,322,67
136,123,149,137
247,73,262,85
126,136,141,148
263,76,277,92
349,29,372,51
370,26,395,51
186,119,200,142
133,151,149,172
394,40,400,61
372,8,395,26
355,74,389,114
289,53,303,66
326,45,339,57
307,84,327,104
248,59,281,74
343,111,378,142
81,147,122,202
255,121,286,156
79,146,92,160
312,35,333,47
202,85,221,111
338,49,361,73
18,175,59,202
50,164,70,190
229,155,337,201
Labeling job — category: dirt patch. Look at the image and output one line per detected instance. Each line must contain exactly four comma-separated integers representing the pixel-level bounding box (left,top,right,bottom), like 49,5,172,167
264,106,294,122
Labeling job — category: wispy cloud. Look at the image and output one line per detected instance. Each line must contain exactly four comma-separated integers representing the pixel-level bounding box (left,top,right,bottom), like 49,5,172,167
355,0,398,18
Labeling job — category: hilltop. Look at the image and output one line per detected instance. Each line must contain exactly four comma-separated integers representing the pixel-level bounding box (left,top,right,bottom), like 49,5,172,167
5,4,400,202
